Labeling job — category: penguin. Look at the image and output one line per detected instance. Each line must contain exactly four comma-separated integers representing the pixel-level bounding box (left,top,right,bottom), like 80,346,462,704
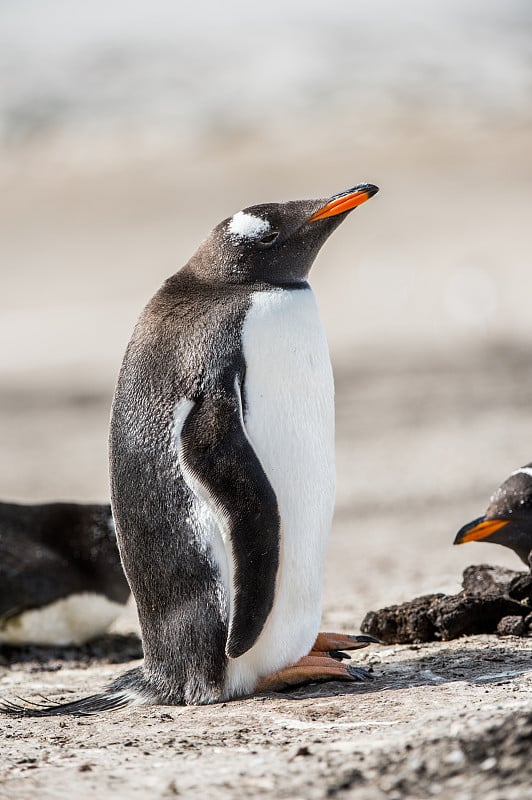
454,464,532,568
1,183,379,716
0,501,130,645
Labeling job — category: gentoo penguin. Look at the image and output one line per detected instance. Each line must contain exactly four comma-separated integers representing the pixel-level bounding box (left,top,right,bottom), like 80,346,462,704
0,501,129,646
454,464,532,568
1,183,379,716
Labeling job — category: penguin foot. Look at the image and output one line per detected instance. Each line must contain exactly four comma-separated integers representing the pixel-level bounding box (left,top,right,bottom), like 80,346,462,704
256,654,373,692
311,631,377,654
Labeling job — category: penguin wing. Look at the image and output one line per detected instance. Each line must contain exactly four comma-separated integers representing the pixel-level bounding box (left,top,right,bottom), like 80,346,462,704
179,385,280,659
0,535,82,620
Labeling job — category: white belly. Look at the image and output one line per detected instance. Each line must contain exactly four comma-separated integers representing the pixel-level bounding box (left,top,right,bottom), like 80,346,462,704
0,592,125,646
224,286,335,697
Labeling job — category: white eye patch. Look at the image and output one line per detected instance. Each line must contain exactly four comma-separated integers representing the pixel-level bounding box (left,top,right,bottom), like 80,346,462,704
510,467,532,480
227,211,271,241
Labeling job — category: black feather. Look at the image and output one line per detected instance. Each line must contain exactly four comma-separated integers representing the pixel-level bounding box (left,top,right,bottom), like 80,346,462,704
0,691,130,717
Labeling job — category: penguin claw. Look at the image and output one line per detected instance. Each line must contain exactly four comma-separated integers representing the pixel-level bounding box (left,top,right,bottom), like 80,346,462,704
328,649,350,661
346,664,374,681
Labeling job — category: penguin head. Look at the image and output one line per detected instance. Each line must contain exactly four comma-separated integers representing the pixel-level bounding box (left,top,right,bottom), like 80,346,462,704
187,184,379,286
454,465,532,567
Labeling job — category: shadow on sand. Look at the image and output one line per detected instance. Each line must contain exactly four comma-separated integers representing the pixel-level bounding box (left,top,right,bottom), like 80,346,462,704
0,633,142,668
265,641,532,702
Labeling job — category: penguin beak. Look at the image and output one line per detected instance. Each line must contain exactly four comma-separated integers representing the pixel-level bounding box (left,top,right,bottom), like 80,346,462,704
454,516,510,545
308,184,379,222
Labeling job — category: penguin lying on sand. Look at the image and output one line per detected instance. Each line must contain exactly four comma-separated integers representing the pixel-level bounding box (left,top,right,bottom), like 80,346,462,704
454,464,532,568
0,501,130,645
2,183,379,716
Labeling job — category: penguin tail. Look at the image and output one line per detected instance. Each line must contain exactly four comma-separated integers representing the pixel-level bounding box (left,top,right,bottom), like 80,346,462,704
0,691,132,717
0,667,149,717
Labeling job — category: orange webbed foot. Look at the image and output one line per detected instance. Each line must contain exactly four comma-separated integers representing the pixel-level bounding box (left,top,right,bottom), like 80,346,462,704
256,653,372,692
256,632,377,692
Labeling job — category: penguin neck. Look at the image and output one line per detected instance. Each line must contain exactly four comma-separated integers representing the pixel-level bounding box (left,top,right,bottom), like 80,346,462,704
164,266,311,296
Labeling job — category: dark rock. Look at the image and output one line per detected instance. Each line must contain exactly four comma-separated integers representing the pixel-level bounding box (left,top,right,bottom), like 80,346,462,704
428,592,529,641
461,564,522,596
496,616,527,636
507,572,532,601
361,594,443,644
361,564,531,644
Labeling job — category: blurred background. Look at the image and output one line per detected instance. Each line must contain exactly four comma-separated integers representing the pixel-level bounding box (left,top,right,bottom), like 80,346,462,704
1,0,531,615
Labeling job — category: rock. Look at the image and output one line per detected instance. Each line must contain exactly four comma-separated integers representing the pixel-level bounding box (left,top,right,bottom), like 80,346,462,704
361,564,532,644
496,616,527,636
361,594,443,644
507,572,532,601
461,564,522,596
428,592,529,641
461,563,532,602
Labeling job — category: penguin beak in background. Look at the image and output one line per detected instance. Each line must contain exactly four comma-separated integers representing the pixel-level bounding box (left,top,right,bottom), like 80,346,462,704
454,516,510,545
308,184,379,222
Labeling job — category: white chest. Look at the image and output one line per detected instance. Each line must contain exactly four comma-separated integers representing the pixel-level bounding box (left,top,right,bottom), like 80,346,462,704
241,287,335,516
224,286,336,696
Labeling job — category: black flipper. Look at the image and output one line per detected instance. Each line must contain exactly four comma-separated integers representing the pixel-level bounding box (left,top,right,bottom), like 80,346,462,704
0,539,81,623
179,383,281,659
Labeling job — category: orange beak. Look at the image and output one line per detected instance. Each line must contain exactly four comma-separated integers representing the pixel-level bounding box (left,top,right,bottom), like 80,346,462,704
309,184,379,222
454,517,510,544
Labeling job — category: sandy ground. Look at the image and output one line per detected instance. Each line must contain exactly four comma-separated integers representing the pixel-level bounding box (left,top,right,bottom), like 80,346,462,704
1,130,532,798
1,635,531,800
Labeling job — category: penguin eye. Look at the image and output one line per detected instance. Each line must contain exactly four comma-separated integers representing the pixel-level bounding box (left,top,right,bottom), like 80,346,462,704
258,231,279,248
